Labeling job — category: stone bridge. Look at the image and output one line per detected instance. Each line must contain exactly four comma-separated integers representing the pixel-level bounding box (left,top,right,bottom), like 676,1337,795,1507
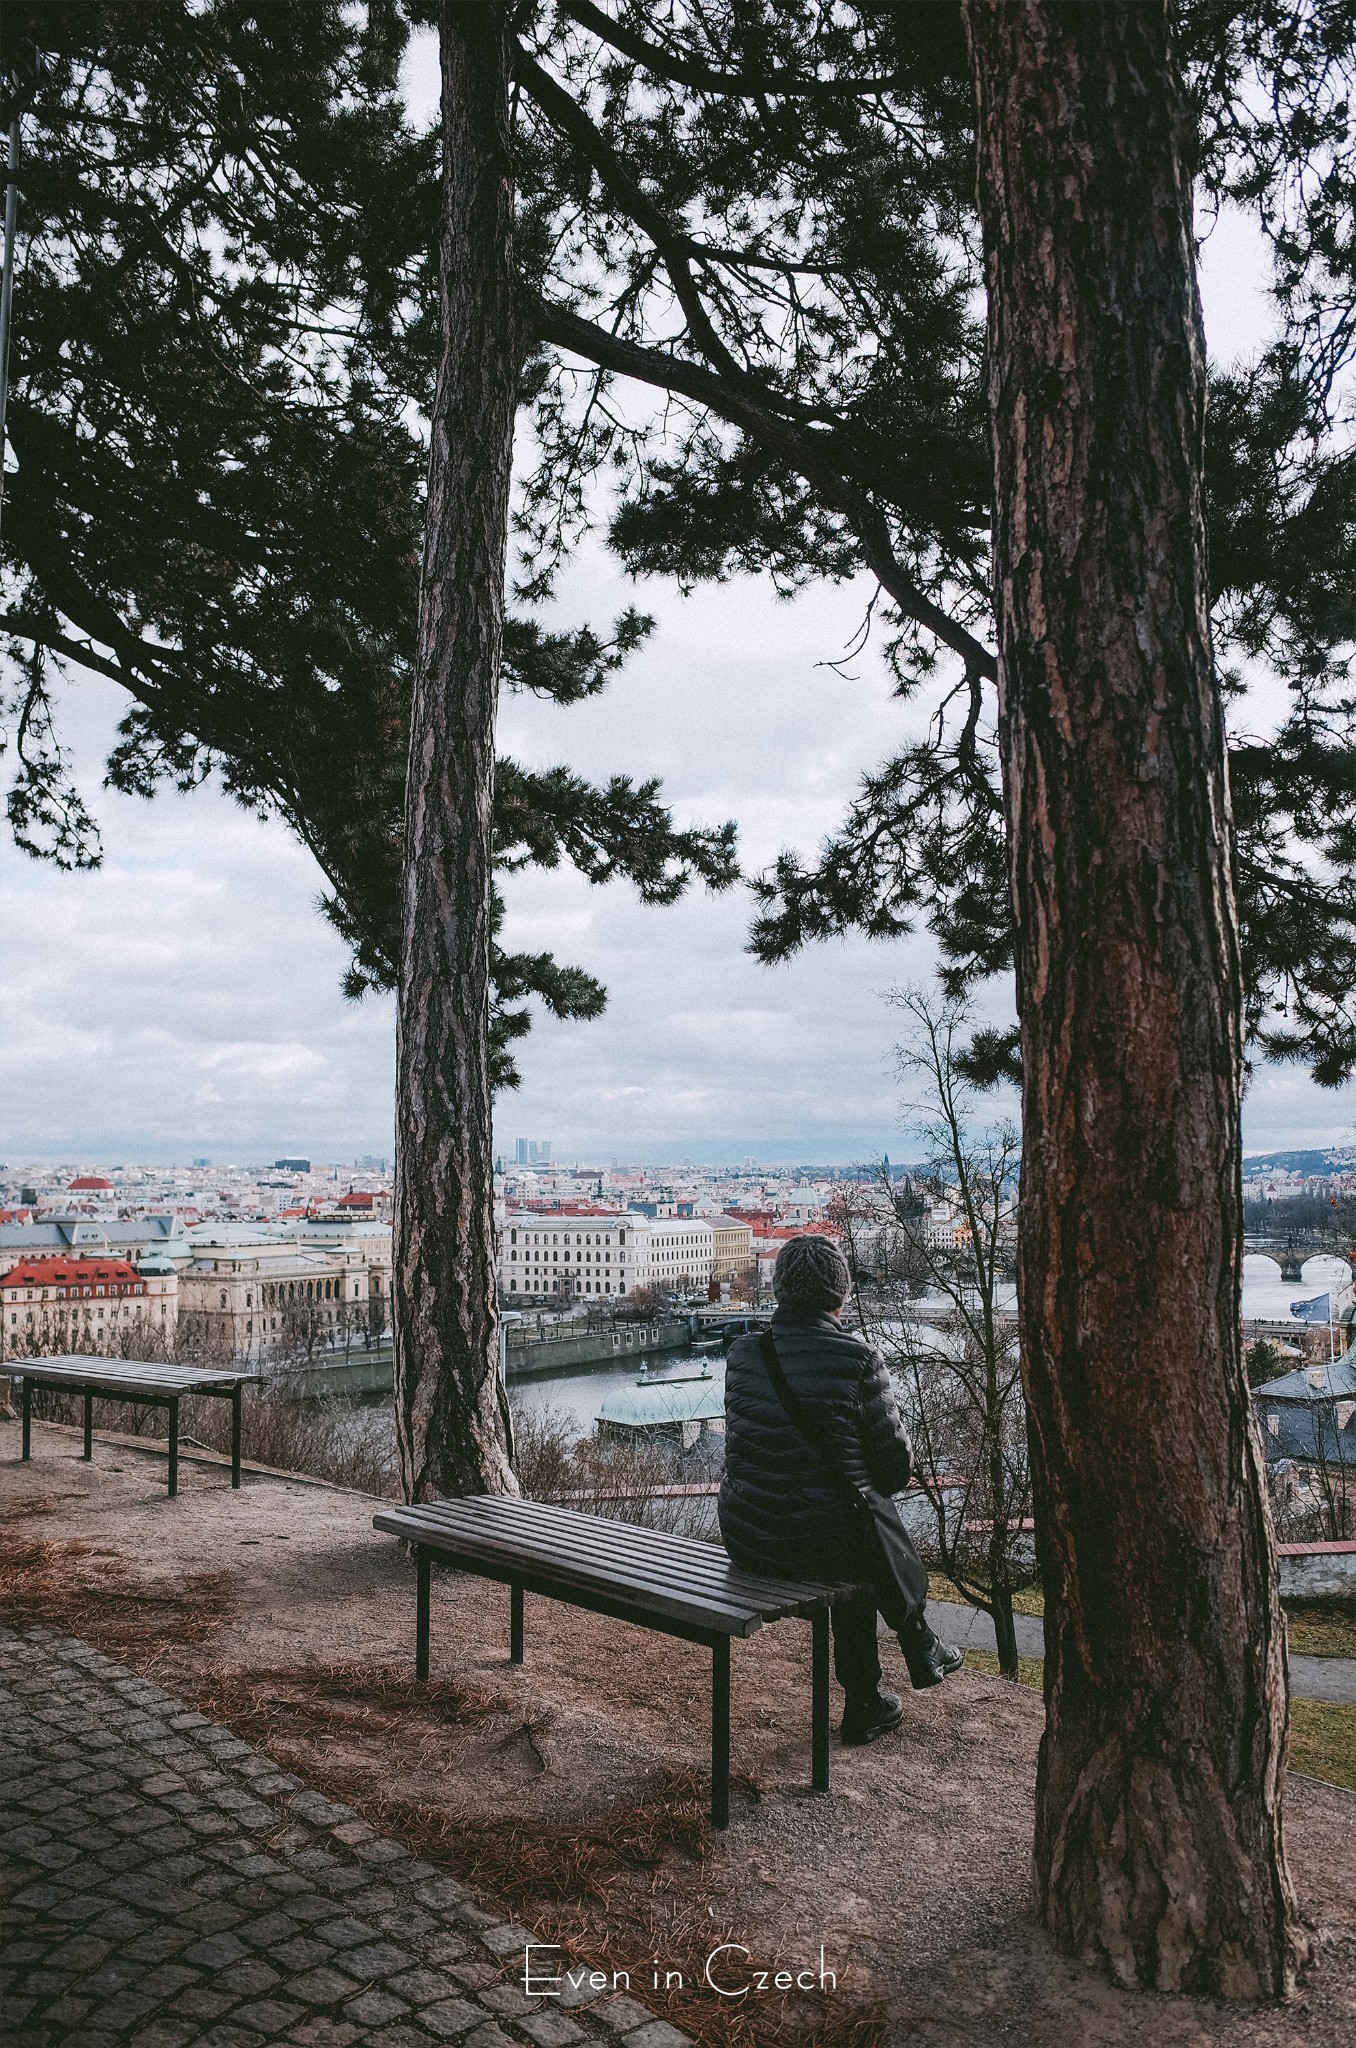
1244,1238,1350,1283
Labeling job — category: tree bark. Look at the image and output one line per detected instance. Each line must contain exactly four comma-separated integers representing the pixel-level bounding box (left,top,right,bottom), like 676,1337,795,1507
991,1588,1019,1684
393,2,518,1503
962,0,1306,1997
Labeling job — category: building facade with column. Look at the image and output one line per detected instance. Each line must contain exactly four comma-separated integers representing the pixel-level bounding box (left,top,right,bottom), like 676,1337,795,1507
497,1212,716,1303
177,1240,371,1361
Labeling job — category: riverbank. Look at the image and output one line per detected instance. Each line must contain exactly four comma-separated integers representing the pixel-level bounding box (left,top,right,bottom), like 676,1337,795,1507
287,1316,697,1399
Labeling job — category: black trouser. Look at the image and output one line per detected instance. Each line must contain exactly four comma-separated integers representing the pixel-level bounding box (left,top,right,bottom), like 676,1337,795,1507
832,1563,923,1701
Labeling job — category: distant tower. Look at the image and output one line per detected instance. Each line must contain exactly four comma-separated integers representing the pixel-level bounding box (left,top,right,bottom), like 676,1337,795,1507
515,1138,529,1165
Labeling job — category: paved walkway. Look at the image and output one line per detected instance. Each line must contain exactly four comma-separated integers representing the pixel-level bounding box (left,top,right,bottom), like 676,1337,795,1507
0,1626,690,2048
925,1598,1356,1703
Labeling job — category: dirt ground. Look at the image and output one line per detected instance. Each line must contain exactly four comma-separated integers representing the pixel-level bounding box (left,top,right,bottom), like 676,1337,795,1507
3,1417,1354,2048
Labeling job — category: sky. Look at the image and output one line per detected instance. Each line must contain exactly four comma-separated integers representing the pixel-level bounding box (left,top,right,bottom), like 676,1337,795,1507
2,44,1353,1170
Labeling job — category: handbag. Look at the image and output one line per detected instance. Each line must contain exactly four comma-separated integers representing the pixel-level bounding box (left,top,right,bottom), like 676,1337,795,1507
759,1329,929,1621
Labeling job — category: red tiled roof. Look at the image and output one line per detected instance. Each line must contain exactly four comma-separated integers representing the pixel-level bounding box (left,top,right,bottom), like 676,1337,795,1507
1,1256,142,1289
68,1176,113,1191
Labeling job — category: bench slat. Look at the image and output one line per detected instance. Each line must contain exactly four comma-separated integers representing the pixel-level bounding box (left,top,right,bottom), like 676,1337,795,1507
372,1499,802,1622
376,1507,774,1613
420,1493,735,1565
403,1495,851,1607
375,1503,855,1627
385,1493,849,1597
4,1357,257,1394
9,1371,249,1395
461,1552,763,1638
455,1493,733,1562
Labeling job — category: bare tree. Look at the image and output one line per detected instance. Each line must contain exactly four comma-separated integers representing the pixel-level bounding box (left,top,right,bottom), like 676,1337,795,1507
854,987,1031,1678
1309,1394,1355,1542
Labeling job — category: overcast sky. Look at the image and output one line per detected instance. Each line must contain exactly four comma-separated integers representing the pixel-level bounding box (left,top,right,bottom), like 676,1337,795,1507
3,45,1353,1169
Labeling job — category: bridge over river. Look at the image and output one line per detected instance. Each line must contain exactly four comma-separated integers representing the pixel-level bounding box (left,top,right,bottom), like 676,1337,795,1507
1245,1236,1354,1282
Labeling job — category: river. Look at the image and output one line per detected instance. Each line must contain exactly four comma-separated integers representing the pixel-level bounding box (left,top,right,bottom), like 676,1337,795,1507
508,1342,726,1440
334,1340,726,1451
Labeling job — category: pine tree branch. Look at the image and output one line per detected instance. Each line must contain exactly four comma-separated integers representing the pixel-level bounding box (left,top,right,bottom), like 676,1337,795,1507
513,47,752,384
557,1,915,101
533,298,999,681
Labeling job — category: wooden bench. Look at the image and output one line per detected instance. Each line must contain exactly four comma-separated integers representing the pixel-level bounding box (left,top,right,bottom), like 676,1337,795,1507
373,1495,862,1829
5,1356,262,1496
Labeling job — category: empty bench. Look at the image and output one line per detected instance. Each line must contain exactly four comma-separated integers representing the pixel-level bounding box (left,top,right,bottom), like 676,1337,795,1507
373,1494,862,1828
6,1356,261,1496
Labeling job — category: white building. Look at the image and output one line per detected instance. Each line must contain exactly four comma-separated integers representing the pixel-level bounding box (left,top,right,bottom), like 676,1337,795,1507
498,1212,715,1303
630,1216,714,1293
500,1214,631,1302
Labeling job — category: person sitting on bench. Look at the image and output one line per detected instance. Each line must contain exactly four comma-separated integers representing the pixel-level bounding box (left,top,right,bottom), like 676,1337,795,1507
718,1234,963,1746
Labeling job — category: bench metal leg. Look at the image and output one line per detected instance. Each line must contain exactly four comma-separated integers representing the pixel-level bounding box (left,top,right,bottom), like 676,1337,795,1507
231,1386,242,1488
22,1376,31,1460
167,1398,179,1498
711,1636,730,1830
510,1581,524,1663
812,1610,830,1794
83,1392,93,1461
415,1547,431,1681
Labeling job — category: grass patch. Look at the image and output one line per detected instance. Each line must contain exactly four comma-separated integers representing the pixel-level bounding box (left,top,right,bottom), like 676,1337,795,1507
964,1647,1356,1798
961,1649,1044,1689
1285,1600,1356,1660
928,1573,1044,1617
1289,1698,1356,1793
933,1580,1356,1662
192,1661,502,1750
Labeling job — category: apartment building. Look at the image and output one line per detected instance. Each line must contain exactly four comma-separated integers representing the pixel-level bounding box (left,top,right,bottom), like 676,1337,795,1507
0,1254,178,1359
710,1218,755,1281
500,1214,630,1301
499,1211,717,1302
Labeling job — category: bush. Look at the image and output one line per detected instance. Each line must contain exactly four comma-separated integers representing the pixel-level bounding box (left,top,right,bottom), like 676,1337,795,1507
510,1400,719,1540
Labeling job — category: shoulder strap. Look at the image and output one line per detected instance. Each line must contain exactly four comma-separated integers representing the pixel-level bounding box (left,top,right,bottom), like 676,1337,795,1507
759,1329,859,1509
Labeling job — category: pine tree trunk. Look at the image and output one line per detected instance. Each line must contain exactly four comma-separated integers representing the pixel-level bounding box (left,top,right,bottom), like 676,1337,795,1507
962,0,1305,1997
393,2,518,1503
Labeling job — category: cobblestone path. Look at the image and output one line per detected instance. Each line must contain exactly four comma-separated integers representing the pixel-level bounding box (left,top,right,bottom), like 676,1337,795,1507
0,1627,690,2048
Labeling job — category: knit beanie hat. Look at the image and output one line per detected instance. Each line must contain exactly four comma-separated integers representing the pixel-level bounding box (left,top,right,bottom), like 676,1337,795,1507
773,1234,850,1311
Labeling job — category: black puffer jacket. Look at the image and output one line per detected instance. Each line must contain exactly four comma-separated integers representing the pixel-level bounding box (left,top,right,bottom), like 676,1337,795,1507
718,1306,913,1578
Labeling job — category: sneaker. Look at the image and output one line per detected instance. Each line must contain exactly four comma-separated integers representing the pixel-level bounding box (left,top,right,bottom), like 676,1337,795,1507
840,1689,905,1746
899,1619,965,1690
